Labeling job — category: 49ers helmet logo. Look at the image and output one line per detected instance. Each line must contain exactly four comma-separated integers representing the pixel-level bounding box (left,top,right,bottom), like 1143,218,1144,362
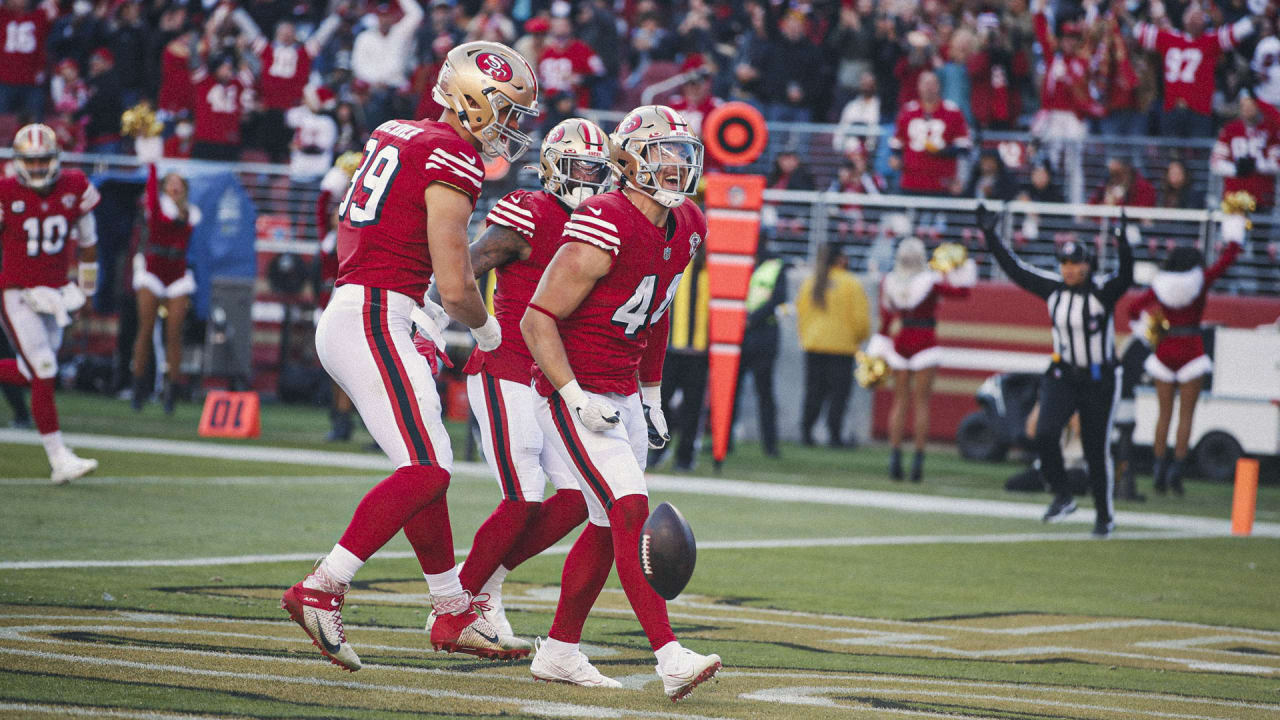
619,112,643,134
475,52,513,82
547,124,566,143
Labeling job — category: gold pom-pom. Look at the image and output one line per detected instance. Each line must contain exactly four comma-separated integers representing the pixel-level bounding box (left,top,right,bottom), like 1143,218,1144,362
929,242,968,273
1220,191,1256,229
121,102,162,138
335,151,364,177
855,351,889,389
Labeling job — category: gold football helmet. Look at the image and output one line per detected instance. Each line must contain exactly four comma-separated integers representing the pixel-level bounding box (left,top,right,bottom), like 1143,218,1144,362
611,105,703,208
13,123,61,191
432,41,539,161
538,118,617,209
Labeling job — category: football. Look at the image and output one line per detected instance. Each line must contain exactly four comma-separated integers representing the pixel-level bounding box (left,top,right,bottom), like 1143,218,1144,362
639,502,697,600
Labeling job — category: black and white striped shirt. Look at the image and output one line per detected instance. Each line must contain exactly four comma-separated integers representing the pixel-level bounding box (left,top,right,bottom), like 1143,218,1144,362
985,234,1134,371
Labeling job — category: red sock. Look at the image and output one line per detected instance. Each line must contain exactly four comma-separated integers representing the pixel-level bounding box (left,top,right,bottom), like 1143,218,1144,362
0,359,28,385
30,377,58,435
548,522,613,644
608,494,676,650
458,500,539,594
402,494,457,575
502,489,588,570
337,465,449,561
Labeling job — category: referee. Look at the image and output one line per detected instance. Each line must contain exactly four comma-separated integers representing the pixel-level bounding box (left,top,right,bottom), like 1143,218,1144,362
977,205,1134,537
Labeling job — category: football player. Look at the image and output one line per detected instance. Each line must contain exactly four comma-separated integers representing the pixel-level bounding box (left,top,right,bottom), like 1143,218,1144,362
444,118,617,648
0,124,101,484
281,41,539,671
520,106,722,699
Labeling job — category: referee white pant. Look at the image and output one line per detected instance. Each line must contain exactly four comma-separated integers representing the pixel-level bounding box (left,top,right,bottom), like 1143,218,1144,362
536,388,648,528
467,371,577,502
316,284,453,471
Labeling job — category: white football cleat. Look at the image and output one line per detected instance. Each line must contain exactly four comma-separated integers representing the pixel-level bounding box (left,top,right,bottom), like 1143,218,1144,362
50,450,97,485
281,578,361,671
657,647,722,701
530,638,621,688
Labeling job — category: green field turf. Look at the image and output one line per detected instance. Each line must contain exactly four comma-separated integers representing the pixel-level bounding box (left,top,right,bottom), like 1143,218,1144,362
1,392,1278,719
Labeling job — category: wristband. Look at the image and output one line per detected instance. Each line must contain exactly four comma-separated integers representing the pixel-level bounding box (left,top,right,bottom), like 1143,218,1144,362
558,379,588,409
640,384,661,407
77,262,97,295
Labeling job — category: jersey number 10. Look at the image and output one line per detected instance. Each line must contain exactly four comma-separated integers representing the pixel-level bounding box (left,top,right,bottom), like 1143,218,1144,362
338,138,401,227
24,215,68,257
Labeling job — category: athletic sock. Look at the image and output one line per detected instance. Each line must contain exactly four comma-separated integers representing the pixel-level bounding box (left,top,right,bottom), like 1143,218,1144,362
502,489,588,569
336,465,450,561
30,377,58,435
424,567,464,600
316,543,364,587
458,500,538,595
608,494,676,651
39,430,65,460
402,493,457,575
548,522,613,644
538,636,578,660
0,359,28,385
481,564,510,597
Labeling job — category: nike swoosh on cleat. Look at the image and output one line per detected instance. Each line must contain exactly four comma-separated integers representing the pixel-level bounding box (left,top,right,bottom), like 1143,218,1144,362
314,621,342,655
476,628,500,644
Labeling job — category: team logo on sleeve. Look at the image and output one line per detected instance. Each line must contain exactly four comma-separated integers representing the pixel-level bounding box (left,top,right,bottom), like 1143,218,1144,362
61,194,75,209
475,53,514,82
12,201,24,213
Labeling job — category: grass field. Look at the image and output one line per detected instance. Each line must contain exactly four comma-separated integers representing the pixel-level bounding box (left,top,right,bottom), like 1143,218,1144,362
1,392,1278,719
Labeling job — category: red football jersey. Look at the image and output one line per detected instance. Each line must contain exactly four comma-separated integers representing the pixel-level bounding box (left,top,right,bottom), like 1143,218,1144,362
336,119,485,300
463,189,569,384
1136,20,1250,115
532,191,707,397
0,7,49,87
192,68,255,145
0,169,100,289
1211,118,1280,207
538,41,604,109
158,41,195,114
1033,13,1092,117
890,100,971,194
255,41,313,110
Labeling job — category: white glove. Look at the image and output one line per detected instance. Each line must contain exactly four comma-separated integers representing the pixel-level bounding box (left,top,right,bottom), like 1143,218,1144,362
640,384,669,449
470,314,502,352
60,282,86,314
1221,214,1248,244
866,333,893,358
559,379,619,433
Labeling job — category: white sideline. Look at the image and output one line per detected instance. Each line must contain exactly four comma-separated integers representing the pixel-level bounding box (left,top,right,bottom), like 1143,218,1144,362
2,429,1277,540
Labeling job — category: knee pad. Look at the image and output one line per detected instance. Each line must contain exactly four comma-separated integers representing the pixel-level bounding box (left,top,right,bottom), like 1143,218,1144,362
393,464,451,505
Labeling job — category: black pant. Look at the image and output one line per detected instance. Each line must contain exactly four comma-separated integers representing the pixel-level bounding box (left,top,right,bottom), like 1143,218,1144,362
1035,364,1118,523
801,352,853,444
254,109,292,163
659,352,709,468
733,345,778,454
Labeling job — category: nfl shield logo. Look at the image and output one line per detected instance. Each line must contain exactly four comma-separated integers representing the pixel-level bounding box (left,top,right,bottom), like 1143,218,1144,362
663,247,671,260
61,194,75,209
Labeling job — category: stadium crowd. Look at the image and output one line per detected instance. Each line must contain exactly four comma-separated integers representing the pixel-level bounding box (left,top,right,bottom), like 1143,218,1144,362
0,0,1278,202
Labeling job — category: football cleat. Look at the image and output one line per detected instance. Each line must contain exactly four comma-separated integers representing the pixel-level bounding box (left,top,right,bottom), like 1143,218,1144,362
281,577,361,671
530,638,621,688
427,593,530,659
50,450,97,485
656,647,722,701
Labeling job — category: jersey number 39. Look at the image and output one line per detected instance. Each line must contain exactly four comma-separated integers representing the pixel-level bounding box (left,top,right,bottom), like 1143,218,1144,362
611,272,682,337
337,138,401,227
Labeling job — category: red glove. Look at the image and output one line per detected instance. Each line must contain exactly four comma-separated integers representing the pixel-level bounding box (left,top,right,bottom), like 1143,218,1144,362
413,333,453,375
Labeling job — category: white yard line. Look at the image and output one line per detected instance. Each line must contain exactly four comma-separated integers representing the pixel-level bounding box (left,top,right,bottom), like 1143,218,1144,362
0,531,1200,571
2,429,1277,539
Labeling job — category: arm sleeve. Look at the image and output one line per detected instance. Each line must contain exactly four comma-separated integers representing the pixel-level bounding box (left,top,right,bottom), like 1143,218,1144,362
1204,241,1243,286
75,211,97,248
1099,227,1136,305
981,226,1059,298
638,313,669,384
1220,17,1253,51
1033,11,1055,58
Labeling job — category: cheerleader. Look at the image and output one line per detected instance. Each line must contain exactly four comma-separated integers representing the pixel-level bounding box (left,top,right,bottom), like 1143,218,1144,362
131,163,200,414
1126,226,1243,494
868,238,976,481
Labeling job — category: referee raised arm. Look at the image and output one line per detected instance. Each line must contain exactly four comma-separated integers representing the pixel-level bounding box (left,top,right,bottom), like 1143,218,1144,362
977,204,1134,537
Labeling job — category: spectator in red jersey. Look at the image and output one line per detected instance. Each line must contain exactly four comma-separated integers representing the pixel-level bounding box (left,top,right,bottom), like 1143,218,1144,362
539,11,605,110
224,1,342,163
79,48,123,153
1090,157,1157,207
893,30,940,112
513,16,549,69
889,70,971,197
0,0,55,120
191,54,255,161
156,27,197,121
1135,3,1254,138
1211,93,1280,210
1030,0,1093,205
1095,14,1143,138
968,10,1024,130
668,55,722,137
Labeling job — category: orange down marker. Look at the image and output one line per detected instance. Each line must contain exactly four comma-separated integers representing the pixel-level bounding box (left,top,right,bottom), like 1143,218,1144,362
1231,458,1259,536
198,390,261,438
703,173,765,466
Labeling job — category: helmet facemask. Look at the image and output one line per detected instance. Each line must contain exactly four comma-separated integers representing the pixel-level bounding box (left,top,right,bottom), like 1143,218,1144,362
15,153,59,191
624,137,703,208
545,151,615,208
473,89,538,161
